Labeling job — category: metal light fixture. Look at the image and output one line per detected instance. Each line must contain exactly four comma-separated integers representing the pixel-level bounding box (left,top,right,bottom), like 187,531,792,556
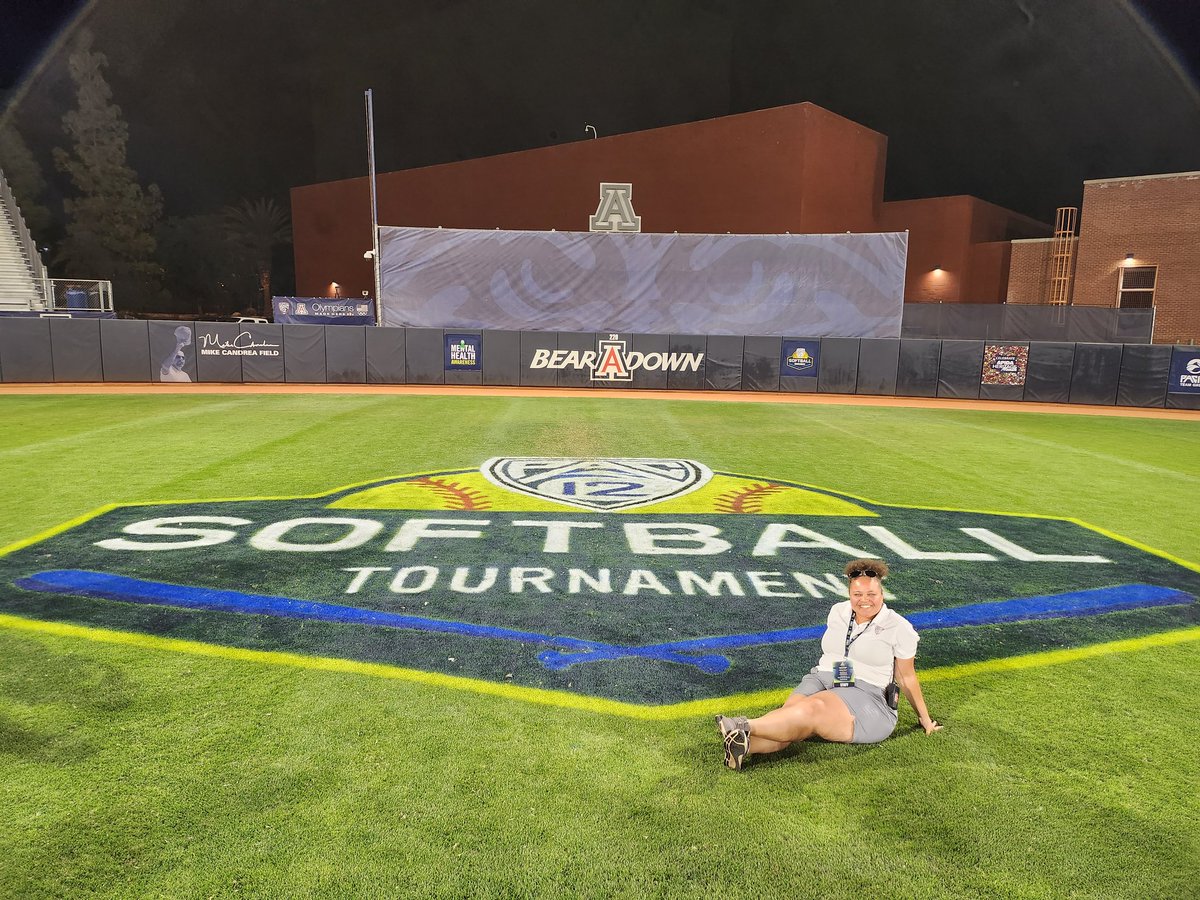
1124,253,1135,266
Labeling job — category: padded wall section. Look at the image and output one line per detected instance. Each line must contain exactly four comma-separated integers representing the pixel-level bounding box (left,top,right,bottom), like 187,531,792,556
403,328,444,384
594,332,636,389
325,326,367,383
978,342,1026,401
365,327,406,383
779,338,819,393
102,319,154,382
482,330,520,386
0,317,54,382
667,335,706,390
1116,343,1170,407
856,339,899,395
937,340,983,399
1024,342,1075,403
283,325,327,383
978,382,1025,402
50,318,104,382
896,339,940,397
631,333,670,390
704,335,743,390
1166,392,1200,409
742,336,782,392
555,332,596,388
192,323,241,382
240,324,285,383
818,338,859,393
1166,345,1200,409
1068,343,1123,406
443,330,483,386
520,331,558,387
147,321,198,383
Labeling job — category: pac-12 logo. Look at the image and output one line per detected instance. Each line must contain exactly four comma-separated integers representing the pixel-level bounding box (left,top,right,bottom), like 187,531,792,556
2,458,1196,708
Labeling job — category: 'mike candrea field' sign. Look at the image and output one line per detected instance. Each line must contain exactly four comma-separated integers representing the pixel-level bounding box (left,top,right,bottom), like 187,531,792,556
1,458,1196,707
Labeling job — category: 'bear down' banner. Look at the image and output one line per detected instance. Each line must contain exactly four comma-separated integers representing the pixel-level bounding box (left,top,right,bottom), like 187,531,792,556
379,227,907,337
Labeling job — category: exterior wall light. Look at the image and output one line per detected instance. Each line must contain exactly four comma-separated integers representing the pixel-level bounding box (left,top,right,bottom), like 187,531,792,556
1124,253,1135,266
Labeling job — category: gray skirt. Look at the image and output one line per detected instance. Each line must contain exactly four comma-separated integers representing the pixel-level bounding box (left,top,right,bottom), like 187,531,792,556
792,669,899,744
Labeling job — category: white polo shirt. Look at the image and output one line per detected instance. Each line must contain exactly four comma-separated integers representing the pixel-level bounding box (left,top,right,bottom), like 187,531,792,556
815,601,920,688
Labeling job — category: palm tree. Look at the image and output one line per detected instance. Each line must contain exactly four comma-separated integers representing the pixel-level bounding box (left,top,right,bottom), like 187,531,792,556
222,197,292,315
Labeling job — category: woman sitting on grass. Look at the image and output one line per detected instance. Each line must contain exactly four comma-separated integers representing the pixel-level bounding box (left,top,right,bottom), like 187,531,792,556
716,558,941,770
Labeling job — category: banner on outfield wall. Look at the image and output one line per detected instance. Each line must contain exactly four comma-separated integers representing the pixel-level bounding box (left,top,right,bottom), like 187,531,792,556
150,322,197,383
378,227,907,338
1167,347,1200,393
273,297,376,325
445,333,482,370
781,339,820,376
982,344,1029,385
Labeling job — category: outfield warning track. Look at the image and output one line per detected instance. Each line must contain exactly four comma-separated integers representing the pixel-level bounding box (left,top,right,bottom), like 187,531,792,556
0,381,1196,420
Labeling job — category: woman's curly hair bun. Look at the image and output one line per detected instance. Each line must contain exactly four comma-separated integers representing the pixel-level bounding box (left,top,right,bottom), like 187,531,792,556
844,558,889,580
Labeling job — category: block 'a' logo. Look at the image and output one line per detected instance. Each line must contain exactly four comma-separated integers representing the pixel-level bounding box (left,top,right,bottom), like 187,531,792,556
592,335,633,382
2,458,1198,713
589,183,641,233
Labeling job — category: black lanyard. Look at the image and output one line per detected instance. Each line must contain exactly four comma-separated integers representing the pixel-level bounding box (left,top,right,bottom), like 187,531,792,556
844,616,873,657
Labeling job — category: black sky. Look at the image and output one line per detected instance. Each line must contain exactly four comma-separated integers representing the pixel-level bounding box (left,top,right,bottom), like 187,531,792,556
0,3,1195,90
2,0,1199,227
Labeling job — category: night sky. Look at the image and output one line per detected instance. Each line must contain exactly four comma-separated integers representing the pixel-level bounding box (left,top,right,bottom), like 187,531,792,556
2,0,1199,228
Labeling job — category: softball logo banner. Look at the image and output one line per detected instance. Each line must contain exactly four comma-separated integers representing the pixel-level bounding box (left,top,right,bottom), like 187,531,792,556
2,458,1197,708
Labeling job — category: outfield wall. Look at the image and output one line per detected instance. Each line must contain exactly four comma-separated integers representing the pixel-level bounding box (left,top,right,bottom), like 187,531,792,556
0,318,1196,409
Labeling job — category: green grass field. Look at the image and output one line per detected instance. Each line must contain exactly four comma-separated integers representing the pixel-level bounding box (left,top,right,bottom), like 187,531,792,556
1,392,1198,898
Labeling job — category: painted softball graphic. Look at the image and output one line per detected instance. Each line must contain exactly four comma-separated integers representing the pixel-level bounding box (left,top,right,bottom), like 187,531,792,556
330,457,871,516
1,457,1197,711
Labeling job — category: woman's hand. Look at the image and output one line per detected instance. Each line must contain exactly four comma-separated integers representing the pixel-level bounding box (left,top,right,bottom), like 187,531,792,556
920,717,943,735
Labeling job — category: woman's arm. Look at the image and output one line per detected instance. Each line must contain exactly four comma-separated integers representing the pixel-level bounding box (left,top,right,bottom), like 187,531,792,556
894,656,942,735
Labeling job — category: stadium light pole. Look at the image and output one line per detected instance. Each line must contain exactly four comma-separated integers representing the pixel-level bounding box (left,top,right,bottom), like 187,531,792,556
365,88,383,326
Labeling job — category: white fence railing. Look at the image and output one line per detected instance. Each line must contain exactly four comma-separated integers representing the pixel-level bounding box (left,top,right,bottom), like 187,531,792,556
45,278,115,312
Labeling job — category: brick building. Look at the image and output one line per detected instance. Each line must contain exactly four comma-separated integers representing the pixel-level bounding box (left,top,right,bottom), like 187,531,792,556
1008,171,1200,344
291,102,1046,305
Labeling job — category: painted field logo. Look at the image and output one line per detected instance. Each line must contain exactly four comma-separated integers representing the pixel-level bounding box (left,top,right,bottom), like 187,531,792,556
2,458,1197,707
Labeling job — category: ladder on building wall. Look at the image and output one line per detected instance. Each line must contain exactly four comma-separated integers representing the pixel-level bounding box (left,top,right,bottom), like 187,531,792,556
1048,206,1077,306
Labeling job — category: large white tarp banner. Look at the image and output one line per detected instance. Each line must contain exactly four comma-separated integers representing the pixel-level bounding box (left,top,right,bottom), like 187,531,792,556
379,226,907,337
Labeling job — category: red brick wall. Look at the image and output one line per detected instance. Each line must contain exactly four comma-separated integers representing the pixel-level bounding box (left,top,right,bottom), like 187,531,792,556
290,101,1044,310
1007,239,1063,305
1072,173,1200,343
879,197,1047,302
966,241,1014,303
291,103,888,299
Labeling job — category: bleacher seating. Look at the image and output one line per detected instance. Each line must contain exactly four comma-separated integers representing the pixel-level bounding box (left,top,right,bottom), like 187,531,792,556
0,166,47,312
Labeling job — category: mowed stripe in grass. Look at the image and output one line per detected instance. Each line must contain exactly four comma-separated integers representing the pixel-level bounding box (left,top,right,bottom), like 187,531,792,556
0,393,1198,897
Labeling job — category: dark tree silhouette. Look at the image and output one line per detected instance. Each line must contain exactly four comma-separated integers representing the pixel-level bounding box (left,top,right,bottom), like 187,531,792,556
53,31,164,311
222,197,292,315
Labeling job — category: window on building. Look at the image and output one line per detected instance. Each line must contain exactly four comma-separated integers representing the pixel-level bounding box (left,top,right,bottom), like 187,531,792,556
1118,266,1157,308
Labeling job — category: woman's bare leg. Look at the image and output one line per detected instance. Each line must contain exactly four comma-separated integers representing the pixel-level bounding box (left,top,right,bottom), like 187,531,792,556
749,691,855,748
